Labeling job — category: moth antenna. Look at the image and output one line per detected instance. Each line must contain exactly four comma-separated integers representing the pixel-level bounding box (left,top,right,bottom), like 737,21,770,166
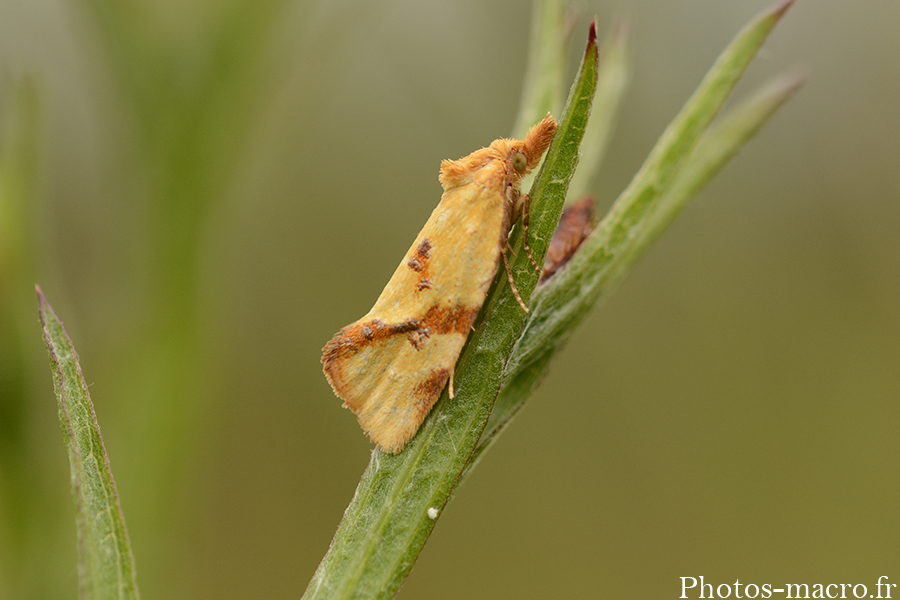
448,365,456,399
502,251,529,312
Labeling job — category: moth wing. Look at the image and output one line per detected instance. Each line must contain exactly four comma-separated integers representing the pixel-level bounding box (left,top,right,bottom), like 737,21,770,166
323,327,467,453
323,176,509,453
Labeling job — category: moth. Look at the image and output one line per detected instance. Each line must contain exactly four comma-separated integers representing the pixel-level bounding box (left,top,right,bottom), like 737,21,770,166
322,115,558,453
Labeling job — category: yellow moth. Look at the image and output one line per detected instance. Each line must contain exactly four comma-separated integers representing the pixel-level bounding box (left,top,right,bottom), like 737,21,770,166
322,114,558,453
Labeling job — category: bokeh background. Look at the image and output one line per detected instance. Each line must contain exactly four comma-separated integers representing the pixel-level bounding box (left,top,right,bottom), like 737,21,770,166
1,0,898,598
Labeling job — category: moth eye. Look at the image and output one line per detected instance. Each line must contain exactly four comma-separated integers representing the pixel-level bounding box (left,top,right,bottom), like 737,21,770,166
512,152,528,173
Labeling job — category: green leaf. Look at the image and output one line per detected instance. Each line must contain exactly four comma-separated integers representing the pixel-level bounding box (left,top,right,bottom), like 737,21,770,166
302,21,601,600
38,287,141,600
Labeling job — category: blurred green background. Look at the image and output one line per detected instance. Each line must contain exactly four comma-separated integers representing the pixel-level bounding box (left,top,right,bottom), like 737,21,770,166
1,0,898,598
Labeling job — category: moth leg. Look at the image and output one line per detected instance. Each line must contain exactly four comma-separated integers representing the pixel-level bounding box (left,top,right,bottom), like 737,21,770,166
502,250,529,312
520,194,540,271
448,364,456,399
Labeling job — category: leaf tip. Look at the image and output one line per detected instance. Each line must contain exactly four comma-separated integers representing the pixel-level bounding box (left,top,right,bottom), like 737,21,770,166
36,286,65,342
587,18,598,50
754,66,807,111
771,0,797,19
36,284,51,324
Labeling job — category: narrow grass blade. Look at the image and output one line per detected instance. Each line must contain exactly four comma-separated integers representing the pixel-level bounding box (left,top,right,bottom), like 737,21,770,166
303,22,600,600
37,287,140,600
615,0,797,209
644,67,807,240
